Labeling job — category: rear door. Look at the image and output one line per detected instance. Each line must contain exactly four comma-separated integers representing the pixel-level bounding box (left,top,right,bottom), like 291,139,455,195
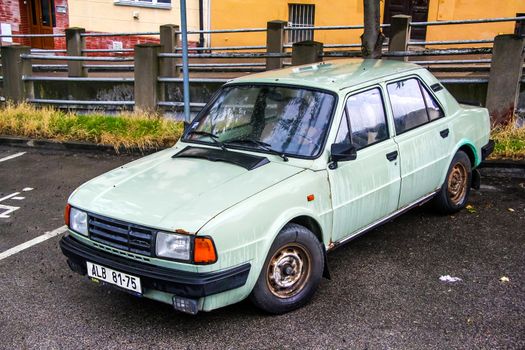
386,77,451,208
328,87,401,243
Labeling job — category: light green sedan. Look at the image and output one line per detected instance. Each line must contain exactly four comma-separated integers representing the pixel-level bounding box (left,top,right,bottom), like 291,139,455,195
60,59,493,315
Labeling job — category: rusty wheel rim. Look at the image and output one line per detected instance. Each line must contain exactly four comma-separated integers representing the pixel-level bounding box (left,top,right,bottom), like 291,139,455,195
447,162,468,205
266,243,311,299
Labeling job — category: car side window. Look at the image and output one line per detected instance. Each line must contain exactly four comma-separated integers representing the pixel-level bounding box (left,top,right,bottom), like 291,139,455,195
387,78,444,134
421,85,444,121
345,88,389,150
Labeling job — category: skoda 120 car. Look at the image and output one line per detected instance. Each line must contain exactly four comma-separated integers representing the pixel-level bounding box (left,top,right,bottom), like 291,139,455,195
60,59,493,315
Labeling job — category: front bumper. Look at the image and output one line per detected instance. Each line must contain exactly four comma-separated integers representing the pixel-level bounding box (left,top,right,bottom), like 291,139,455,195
60,234,250,298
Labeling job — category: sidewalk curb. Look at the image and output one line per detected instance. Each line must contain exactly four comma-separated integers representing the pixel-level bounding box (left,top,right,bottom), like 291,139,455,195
478,159,525,169
0,135,164,155
1,135,524,168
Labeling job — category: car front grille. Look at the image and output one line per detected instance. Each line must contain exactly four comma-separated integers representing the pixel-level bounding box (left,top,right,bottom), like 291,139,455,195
88,213,155,256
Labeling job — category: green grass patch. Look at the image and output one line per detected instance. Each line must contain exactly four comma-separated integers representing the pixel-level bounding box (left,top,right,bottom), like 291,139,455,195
0,103,183,151
490,122,525,160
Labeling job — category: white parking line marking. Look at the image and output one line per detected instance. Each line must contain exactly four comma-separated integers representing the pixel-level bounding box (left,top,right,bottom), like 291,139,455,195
22,187,34,192
12,196,25,200
0,226,68,261
0,204,20,218
0,152,26,163
0,192,23,218
0,192,21,202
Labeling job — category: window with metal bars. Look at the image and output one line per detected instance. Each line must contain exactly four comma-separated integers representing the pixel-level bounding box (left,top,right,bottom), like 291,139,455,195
287,4,315,43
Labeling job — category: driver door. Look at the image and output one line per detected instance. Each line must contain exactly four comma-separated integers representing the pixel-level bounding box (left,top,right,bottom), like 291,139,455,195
328,87,401,243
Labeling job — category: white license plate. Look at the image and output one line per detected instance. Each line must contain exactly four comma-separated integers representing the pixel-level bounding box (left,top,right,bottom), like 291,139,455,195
86,261,142,294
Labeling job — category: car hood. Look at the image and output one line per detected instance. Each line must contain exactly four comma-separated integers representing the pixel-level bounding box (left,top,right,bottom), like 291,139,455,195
69,148,303,233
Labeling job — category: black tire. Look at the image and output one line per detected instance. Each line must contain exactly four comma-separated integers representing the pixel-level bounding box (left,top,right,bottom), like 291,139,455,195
433,150,472,214
249,223,324,314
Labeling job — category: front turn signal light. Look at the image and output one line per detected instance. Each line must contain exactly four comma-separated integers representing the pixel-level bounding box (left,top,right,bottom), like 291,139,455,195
64,203,71,227
193,237,217,264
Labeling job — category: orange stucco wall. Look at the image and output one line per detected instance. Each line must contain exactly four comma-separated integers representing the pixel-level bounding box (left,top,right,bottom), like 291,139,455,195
209,0,525,49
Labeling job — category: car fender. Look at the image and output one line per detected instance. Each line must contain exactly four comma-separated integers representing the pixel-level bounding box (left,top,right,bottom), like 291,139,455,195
195,169,332,302
439,139,479,186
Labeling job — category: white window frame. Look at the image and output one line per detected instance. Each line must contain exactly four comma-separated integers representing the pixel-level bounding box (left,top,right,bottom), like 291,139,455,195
114,0,171,10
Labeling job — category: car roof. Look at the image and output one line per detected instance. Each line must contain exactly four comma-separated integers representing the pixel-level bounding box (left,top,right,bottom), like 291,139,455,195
229,58,422,92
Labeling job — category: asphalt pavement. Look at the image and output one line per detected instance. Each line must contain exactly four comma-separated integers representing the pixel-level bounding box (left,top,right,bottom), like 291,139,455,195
0,145,523,349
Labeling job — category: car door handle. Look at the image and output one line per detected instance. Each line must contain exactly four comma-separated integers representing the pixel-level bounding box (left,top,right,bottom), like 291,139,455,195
386,151,398,161
440,128,449,138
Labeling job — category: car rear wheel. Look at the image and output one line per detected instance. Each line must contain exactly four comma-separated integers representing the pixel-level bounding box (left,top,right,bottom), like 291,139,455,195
433,150,472,214
250,223,324,314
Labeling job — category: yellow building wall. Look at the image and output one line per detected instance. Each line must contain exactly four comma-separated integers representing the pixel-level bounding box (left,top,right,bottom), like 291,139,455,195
426,0,525,46
210,0,525,49
209,0,384,48
68,0,202,41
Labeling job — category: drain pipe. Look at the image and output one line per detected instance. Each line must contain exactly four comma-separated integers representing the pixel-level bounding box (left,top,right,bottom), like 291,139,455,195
198,0,205,47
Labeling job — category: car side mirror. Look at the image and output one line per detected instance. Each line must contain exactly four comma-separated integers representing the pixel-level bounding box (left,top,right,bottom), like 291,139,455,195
329,143,357,169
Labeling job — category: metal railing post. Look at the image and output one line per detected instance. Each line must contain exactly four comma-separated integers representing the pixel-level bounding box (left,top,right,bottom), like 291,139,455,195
66,27,87,77
266,20,286,70
179,0,191,122
291,40,323,66
134,43,161,112
486,34,525,125
160,24,180,78
388,15,411,61
1,45,33,103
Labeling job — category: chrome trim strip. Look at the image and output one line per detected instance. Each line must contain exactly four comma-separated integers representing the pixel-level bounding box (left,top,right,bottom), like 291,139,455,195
329,190,438,251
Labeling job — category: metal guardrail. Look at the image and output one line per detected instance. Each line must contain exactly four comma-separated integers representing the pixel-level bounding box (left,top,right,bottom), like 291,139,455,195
158,101,207,107
408,39,495,46
159,52,291,59
23,76,134,83
284,24,391,30
384,48,493,57
81,31,160,37
83,48,134,53
1,16,523,40
175,45,267,51
28,98,135,105
0,33,64,38
409,16,525,27
21,54,135,61
410,59,492,65
158,77,230,83
3,16,524,112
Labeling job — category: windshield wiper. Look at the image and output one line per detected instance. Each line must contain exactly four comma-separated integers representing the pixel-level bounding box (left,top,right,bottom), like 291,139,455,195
225,138,288,162
185,130,228,151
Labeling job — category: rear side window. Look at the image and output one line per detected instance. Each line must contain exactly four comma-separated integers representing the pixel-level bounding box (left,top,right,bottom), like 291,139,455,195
335,88,388,150
387,78,444,134
421,86,444,121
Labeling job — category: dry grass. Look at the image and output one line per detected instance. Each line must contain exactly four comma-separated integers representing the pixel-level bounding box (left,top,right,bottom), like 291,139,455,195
490,121,525,160
0,103,183,151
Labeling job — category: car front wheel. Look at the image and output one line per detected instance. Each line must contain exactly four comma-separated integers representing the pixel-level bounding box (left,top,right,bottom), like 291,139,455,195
249,223,324,314
433,150,472,214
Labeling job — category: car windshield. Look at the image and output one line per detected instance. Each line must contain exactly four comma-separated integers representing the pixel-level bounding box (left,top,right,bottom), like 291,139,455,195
184,85,336,158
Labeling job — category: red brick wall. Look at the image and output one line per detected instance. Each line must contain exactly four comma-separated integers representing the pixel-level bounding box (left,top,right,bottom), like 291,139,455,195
1,0,69,47
2,1,197,52
0,0,28,45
